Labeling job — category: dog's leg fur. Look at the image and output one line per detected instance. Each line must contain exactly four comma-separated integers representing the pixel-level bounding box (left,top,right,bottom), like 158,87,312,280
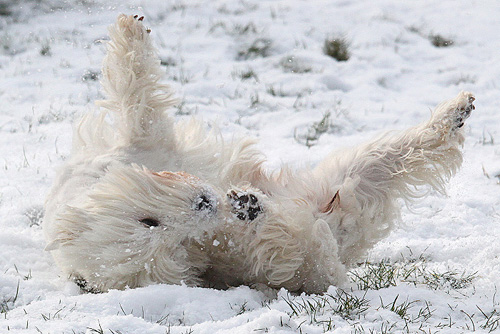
93,15,268,185
315,92,474,265
95,15,177,150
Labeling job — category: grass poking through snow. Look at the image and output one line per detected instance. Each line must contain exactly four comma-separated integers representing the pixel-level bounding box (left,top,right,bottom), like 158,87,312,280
278,250,484,333
429,34,454,47
350,252,477,292
323,37,350,61
237,38,272,60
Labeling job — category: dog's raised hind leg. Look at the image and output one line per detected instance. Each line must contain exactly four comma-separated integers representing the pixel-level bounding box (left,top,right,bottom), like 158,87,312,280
96,14,177,149
314,92,474,264
316,91,475,206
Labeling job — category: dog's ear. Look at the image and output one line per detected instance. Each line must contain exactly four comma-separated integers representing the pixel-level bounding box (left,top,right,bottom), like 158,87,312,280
321,190,340,213
319,176,361,215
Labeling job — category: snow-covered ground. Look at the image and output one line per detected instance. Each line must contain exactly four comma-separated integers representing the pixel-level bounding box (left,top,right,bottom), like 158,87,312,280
1,1,499,333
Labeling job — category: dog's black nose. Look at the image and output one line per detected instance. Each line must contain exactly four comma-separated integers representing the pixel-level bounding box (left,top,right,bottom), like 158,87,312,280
193,192,217,215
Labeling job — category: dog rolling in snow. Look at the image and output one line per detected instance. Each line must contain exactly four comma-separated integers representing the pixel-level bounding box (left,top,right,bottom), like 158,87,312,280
43,15,475,293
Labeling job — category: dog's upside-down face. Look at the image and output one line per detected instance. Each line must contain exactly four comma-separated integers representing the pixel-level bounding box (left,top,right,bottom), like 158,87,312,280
43,15,474,294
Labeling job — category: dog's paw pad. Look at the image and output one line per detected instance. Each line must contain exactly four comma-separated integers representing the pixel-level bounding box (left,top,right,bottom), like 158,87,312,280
227,190,262,221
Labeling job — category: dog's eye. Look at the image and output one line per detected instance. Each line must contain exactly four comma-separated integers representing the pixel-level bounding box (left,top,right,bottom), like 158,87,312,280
139,218,160,227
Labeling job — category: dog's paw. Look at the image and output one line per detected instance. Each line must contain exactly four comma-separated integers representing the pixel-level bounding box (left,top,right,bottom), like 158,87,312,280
132,15,151,33
116,14,150,40
227,189,263,221
430,91,475,138
452,93,475,130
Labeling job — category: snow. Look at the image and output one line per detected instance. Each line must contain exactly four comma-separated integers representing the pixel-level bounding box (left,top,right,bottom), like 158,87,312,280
0,0,499,333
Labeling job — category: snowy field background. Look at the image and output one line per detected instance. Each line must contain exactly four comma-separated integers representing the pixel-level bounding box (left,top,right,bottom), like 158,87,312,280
0,0,499,333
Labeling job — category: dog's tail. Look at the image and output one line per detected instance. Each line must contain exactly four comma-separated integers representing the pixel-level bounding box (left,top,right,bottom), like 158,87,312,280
96,14,177,146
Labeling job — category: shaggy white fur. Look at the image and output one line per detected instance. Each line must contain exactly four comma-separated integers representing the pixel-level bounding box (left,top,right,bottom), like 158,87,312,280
43,15,475,293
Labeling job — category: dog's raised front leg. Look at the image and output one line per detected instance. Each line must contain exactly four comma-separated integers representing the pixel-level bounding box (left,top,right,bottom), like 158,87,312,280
96,15,177,149
314,91,474,264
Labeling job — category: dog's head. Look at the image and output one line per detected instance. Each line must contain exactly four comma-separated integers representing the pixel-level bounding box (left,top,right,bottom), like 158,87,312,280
46,164,221,291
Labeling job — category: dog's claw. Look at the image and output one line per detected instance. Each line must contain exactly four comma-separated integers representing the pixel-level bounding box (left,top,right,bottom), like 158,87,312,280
227,190,262,221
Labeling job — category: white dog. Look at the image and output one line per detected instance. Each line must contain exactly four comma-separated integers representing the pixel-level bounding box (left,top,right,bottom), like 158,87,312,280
43,15,475,294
